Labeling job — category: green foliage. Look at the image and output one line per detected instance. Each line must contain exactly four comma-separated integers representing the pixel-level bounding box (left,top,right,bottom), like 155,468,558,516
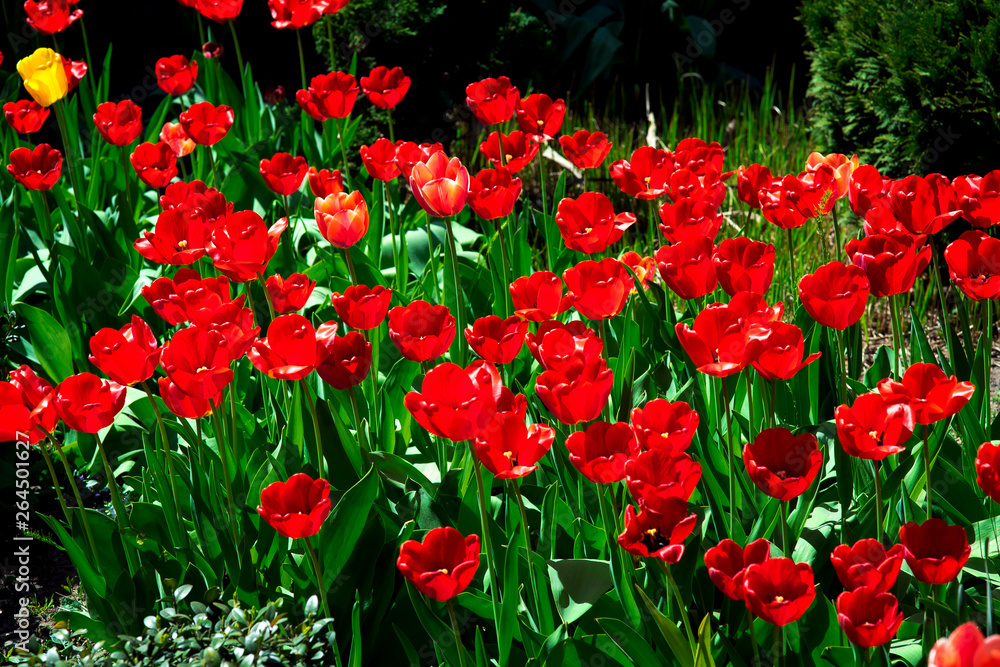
800,0,1000,176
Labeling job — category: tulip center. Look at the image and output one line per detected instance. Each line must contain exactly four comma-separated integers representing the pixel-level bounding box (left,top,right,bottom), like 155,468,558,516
644,176,651,185
774,470,788,480
437,568,449,575
583,227,593,234
536,119,544,127
505,154,513,163
641,527,667,550
177,240,189,250
774,595,785,603
868,429,881,443
196,366,210,373
504,450,518,466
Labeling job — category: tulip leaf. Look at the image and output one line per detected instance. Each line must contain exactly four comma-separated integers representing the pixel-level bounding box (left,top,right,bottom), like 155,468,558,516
320,466,378,582
547,558,613,625
633,583,694,667
597,617,666,667
13,302,75,381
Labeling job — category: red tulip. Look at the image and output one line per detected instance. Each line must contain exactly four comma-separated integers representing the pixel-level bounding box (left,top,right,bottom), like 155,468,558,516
630,398,699,454
621,251,656,291
0,382,36,443
260,152,308,196
480,130,538,173
394,141,443,179
360,66,410,109
672,137,729,178
955,171,1000,228
976,442,1000,504
9,365,58,440
748,321,821,382
565,421,636,484
610,146,674,199
562,258,633,320
161,327,233,399
658,197,723,244
465,315,527,365
796,163,838,217
52,373,127,433
4,100,49,134
558,130,612,170
158,376,221,419
888,174,961,235
190,300,259,361
360,138,401,181
201,41,224,59
898,518,971,585
743,427,822,501
674,303,755,377
179,102,234,146
316,330,372,390
830,540,905,593
654,235,718,301
849,165,891,217
134,207,209,265
92,100,143,147
509,272,572,322
836,587,903,648
388,300,456,362
465,76,519,125
158,180,230,228
208,211,287,282
945,230,1000,301
530,322,602,375
743,558,816,626
713,237,775,296
928,623,1000,667
267,0,330,29
846,231,931,298
88,315,161,386
7,144,61,190
535,357,613,425
835,392,914,461
196,0,243,23
877,362,975,425
468,167,522,221
515,93,565,142
307,166,344,197
473,411,554,479
798,262,870,330
758,174,815,229
331,284,392,330
405,361,506,441
705,538,772,601
62,56,87,92
555,192,635,254
617,499,696,563
141,268,211,325
265,273,316,313
296,71,359,121
257,472,331,538
736,164,773,209
397,526,480,602
408,151,470,218
160,121,196,157
248,314,318,381
24,0,81,35
130,141,178,188
625,449,702,507
666,167,727,208
155,55,198,96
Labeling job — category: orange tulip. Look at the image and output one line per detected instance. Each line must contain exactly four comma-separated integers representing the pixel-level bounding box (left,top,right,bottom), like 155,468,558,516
805,152,859,199
408,150,469,218
314,190,369,249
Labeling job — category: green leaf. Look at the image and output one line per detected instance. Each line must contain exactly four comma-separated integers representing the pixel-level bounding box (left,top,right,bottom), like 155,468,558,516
320,467,378,581
14,303,75,380
598,617,666,667
634,583,694,667
547,558,613,624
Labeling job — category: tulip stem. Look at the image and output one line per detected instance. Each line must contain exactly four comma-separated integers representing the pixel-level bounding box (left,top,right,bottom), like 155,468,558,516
873,460,884,543
301,380,324,479
211,408,242,564
444,217,467,366
38,438,73,531
511,479,548,632
296,29,308,92
227,20,247,89
325,16,337,72
888,295,903,377
472,456,502,639
95,429,140,576
334,117,352,185
31,189,54,247
598,318,613,421
384,181,403,294
118,146,135,226
984,298,993,431
786,228,797,288
304,536,333,619
51,437,99,561
831,204,843,261
747,370,756,442
141,380,185,546
495,219,511,318
746,607,760,665
773,623,784,667
343,248,359,285
722,377,739,535
52,100,87,256
425,212,439,302
658,560,696,651
385,107,395,143
446,600,468,667
538,152,549,221
923,423,932,521
770,379,777,428
257,276,277,321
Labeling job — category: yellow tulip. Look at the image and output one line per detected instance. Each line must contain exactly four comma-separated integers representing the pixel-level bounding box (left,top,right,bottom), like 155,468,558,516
17,48,69,108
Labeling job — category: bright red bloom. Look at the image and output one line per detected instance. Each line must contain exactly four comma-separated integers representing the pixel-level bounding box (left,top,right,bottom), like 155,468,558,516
257,472,331,538
713,237,775,296
509,272,571,322
360,138,401,181
846,231,931,298
9,365,58,440
796,163,838,216
52,373,127,433
394,141,443,179
535,357,613,425
558,130,612,170
468,167,522,221
835,392,914,461
196,0,243,23
208,212,287,282
296,71,359,121
465,76,519,125
630,398,699,454
955,171,1000,228
610,146,674,199
565,420,636,484
749,321,821,381
130,141,178,188
179,102,234,146
408,151,470,218
877,362,975,425
24,0,81,35
405,361,506,441
0,382,37,443
655,235,718,301
388,300,456,362
743,427,822,501
307,166,344,197
248,314,317,380
705,538,772,602
161,327,233,398
530,322,602,376
201,41,224,59
798,262,870,330
617,499,696,563
265,273,316,313
473,411,554,479
259,152,308,196
7,144,61,190
928,623,1000,667
141,268,206,325
314,190,369,248
134,207,209,265
4,100,49,134
736,164,773,209
836,587,903,648
360,65,410,109
190,300,259,361
621,251,656,291
555,192,635,254
743,558,816,626
92,100,143,147
898,518,971,585
673,137,730,178
331,284,391,330
155,55,198,96
625,449,702,508
674,303,755,377
945,230,1000,301
63,56,87,91
267,0,330,29
849,164,891,217
758,174,814,229
515,93,565,142
397,526,480,602
888,174,961,235
160,181,231,229
158,376,221,419
465,315,527,365
666,167,727,208
976,442,1000,504
316,330,372,390
830,540,905,593
160,121,196,157
657,197,723,244
563,258,633,320
88,315,161,386
480,130,538,173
